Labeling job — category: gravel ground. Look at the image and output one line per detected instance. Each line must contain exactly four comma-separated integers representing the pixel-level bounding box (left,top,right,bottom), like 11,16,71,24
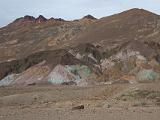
0,106,160,120
0,83,160,120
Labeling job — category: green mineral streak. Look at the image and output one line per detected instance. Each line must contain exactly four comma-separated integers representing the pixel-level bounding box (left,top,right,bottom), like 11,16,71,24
137,69,159,81
48,65,92,84
66,65,91,77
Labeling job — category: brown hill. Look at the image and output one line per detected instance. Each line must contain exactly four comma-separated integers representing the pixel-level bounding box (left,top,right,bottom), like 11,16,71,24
0,8,160,85
71,9,160,49
0,15,96,61
1,8,160,62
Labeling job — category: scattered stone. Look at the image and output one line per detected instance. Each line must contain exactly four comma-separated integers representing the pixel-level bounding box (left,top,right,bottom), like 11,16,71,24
72,105,84,110
107,104,111,108
27,83,36,86
61,81,76,85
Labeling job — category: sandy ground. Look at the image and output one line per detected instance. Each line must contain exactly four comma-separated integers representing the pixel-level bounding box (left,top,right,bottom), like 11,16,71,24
0,106,160,120
0,83,160,120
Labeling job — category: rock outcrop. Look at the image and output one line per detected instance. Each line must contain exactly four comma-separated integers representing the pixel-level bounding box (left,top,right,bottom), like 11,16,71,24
83,15,97,20
35,15,47,23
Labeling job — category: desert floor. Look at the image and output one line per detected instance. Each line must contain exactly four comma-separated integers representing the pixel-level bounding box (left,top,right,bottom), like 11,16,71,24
0,82,160,120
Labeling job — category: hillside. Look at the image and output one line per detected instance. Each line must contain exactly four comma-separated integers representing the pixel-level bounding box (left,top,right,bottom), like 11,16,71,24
71,9,160,53
0,8,160,86
0,15,96,61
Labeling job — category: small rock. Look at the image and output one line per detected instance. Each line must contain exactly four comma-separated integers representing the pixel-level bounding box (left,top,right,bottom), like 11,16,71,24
72,105,84,110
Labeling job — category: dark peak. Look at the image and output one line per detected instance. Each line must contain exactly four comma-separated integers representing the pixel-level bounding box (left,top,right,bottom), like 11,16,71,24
13,15,35,25
83,15,97,20
23,15,35,21
55,18,65,22
35,15,47,23
37,15,46,19
49,17,55,20
49,17,65,22
11,15,66,26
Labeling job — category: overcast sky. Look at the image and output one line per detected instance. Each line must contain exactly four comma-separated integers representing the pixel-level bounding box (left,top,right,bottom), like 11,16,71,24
0,0,160,27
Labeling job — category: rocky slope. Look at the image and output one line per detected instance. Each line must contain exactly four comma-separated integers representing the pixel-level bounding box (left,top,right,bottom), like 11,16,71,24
0,15,96,61
0,8,160,86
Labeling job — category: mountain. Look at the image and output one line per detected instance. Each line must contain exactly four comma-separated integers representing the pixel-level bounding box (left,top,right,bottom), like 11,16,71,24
0,8,160,86
71,9,160,49
0,15,96,61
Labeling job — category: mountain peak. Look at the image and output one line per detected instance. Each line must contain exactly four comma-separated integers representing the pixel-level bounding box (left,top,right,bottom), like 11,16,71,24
23,15,35,21
127,8,146,12
13,15,35,25
35,15,47,23
120,8,157,17
11,15,66,26
83,15,97,20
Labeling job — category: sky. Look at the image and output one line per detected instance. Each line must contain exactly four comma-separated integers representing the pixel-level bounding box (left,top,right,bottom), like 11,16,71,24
0,0,160,27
